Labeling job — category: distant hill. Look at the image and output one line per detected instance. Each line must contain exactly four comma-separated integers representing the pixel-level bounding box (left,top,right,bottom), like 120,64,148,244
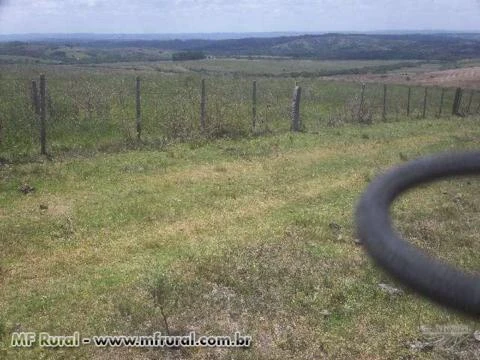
178,33,480,60
0,32,316,42
1,33,480,63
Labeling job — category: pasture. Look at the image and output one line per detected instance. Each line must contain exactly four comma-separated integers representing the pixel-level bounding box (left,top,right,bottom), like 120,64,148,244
0,61,479,359
1,61,476,161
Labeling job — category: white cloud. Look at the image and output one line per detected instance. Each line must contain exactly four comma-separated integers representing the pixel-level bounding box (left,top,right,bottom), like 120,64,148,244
0,0,479,34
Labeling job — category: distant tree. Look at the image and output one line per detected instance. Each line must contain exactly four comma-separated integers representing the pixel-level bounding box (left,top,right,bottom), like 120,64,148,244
51,50,67,59
172,51,206,61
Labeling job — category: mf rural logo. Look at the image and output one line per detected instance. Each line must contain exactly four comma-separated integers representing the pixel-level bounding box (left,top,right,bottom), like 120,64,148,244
11,332,81,348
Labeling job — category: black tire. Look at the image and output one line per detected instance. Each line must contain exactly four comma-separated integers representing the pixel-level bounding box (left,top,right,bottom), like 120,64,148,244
356,151,480,315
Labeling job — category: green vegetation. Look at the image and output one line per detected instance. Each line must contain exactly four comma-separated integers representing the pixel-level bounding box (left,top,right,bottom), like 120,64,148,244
2,33,480,64
1,63,475,162
0,56,479,359
73,58,434,77
172,51,206,61
163,58,426,77
0,117,479,359
0,42,172,64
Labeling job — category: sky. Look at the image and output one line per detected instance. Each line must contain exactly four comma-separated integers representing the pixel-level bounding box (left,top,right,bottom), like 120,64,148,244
0,0,479,34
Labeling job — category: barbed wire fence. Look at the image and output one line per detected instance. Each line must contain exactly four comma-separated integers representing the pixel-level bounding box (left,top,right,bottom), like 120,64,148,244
0,74,478,158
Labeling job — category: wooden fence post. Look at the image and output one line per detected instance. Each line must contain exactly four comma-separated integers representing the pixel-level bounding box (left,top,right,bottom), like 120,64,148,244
31,80,40,115
136,76,141,141
200,79,206,131
422,87,428,119
358,83,366,122
382,84,387,121
407,87,411,117
39,74,47,155
252,80,257,131
438,88,445,117
291,85,302,132
265,104,270,129
452,88,463,116
466,90,474,114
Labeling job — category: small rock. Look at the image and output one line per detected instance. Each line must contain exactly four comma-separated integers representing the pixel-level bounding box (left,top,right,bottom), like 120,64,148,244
19,184,35,194
353,238,362,246
319,310,331,317
40,204,48,210
473,330,480,341
379,283,404,296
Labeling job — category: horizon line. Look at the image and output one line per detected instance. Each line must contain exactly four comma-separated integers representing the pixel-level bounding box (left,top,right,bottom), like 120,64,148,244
1,29,480,36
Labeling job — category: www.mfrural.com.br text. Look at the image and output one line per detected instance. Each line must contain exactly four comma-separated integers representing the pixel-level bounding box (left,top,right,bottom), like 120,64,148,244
11,331,252,348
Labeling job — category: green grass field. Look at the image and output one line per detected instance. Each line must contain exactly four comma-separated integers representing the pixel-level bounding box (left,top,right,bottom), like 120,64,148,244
1,62,473,163
1,61,479,359
1,115,479,359
152,59,425,76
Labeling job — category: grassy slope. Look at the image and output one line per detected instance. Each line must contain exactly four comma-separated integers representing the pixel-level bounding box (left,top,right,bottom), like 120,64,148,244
0,117,479,359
